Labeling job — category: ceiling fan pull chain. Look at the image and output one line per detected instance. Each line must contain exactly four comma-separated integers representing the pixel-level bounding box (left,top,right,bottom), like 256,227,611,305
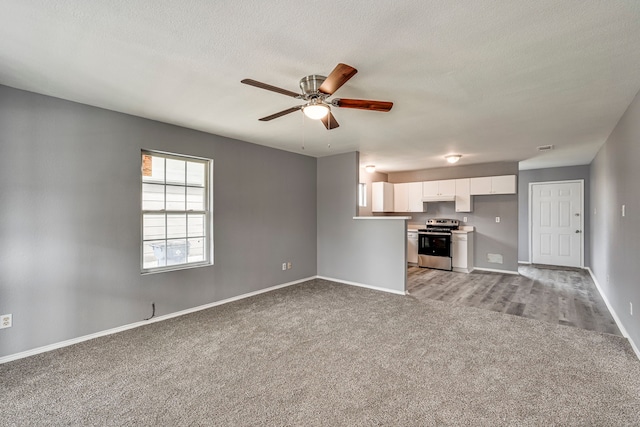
327,112,331,148
301,112,306,150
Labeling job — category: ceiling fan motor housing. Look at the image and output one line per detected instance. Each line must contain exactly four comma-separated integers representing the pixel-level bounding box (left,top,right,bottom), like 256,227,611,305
299,75,327,99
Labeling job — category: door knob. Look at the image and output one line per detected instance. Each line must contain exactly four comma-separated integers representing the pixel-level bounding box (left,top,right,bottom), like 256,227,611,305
575,230,582,233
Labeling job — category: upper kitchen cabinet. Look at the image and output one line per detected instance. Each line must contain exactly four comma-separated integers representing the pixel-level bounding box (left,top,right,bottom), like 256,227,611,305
394,182,424,212
393,183,408,212
469,175,517,195
454,178,472,212
422,179,456,201
408,182,424,212
372,182,394,212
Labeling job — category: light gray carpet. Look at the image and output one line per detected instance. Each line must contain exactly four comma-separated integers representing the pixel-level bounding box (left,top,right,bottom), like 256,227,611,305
1,279,639,426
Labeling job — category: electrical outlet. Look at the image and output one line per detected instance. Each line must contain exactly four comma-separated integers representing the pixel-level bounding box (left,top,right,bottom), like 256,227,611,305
495,217,500,223
282,263,287,271
287,262,292,270
622,204,626,217
0,314,12,329
631,302,633,316
463,217,468,223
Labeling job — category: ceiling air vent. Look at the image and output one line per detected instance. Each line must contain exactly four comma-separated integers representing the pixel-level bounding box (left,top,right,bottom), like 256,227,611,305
537,145,554,152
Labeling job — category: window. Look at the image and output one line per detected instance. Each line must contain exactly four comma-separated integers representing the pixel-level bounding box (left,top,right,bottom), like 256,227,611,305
141,151,211,273
358,183,367,207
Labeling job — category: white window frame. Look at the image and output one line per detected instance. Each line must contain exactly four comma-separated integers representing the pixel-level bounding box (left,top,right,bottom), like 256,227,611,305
358,183,367,207
141,150,213,274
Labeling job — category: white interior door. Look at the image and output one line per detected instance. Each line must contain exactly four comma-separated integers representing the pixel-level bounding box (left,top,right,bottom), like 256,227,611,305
531,181,583,267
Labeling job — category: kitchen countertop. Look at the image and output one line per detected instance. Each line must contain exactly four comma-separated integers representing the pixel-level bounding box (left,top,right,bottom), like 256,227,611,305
354,216,412,220
453,226,475,233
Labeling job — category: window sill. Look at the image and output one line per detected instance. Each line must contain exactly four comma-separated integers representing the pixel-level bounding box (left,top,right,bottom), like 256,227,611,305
141,261,213,275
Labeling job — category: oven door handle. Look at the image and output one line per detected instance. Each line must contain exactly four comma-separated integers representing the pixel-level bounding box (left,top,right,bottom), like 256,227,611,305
418,232,451,236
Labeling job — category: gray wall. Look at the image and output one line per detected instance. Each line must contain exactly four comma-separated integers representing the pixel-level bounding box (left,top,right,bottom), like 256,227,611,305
318,153,406,293
386,162,519,272
590,89,640,351
0,85,317,358
518,166,591,265
388,162,518,183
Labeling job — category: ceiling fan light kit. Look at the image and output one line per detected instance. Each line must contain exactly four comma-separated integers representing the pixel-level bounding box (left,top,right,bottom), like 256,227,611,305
241,63,393,130
302,100,329,120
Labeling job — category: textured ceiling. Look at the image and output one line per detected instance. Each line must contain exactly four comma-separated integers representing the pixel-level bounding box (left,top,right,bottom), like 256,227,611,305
2,1,640,172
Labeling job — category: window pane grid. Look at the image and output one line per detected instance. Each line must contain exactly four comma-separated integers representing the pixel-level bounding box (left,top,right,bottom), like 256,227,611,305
141,151,210,272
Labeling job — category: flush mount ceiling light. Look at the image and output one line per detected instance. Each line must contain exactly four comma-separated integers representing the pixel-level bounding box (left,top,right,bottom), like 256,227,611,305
365,165,376,173
302,99,329,120
445,154,462,164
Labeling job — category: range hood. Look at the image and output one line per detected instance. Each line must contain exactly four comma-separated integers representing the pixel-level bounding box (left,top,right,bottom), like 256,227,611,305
422,195,456,202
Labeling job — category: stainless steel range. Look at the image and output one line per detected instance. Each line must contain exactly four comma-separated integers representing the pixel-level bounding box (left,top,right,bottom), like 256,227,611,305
417,218,459,271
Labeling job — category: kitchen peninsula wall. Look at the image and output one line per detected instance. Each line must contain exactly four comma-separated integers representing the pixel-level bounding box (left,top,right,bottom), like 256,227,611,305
320,153,407,293
387,162,519,272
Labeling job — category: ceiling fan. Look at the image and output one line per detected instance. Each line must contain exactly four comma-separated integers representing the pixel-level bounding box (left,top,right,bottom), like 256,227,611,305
241,63,393,130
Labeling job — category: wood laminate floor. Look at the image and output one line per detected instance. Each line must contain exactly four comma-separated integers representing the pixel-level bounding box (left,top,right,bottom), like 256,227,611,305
407,264,622,336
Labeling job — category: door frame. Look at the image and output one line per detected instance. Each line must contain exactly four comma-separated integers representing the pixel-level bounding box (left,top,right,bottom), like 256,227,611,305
528,179,584,267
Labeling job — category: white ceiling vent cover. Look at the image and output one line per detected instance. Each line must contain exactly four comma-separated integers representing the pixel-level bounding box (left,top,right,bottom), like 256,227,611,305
537,145,554,151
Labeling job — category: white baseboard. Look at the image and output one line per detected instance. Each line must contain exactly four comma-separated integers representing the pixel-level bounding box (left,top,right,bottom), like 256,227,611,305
315,275,406,296
586,268,640,360
474,267,520,275
0,276,315,365
518,261,532,265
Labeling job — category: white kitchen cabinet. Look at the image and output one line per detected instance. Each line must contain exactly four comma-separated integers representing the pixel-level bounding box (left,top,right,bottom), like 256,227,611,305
372,182,394,212
393,183,409,212
469,176,491,194
422,179,456,199
491,175,517,194
469,175,516,195
394,182,424,212
454,178,472,212
452,232,474,273
422,180,438,198
408,182,424,212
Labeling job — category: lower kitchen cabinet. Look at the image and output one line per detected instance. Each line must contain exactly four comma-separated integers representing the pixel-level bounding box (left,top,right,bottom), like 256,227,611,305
452,232,474,273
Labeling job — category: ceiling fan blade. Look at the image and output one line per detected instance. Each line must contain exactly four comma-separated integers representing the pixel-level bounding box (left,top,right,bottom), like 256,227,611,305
320,112,340,130
241,79,300,98
318,63,358,95
334,98,393,112
258,106,302,121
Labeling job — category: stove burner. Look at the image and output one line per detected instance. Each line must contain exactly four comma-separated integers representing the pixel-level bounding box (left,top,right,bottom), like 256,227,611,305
424,227,454,232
